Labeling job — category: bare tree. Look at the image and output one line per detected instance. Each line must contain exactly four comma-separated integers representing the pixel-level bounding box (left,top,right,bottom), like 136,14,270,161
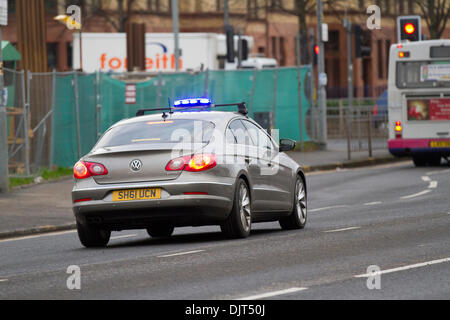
414,0,450,39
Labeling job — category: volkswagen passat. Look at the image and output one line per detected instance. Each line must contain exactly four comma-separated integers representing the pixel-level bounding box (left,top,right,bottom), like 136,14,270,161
72,99,307,247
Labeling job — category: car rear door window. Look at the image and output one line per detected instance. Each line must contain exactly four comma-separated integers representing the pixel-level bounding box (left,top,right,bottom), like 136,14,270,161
228,119,255,146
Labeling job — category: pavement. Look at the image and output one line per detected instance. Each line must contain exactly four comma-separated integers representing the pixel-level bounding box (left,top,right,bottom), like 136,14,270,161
0,146,405,239
1,160,449,299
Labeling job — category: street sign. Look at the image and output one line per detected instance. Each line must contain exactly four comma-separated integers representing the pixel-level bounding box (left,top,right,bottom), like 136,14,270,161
125,84,136,104
0,0,7,26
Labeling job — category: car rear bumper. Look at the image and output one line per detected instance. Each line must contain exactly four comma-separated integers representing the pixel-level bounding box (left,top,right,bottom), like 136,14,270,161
388,138,450,157
72,175,235,229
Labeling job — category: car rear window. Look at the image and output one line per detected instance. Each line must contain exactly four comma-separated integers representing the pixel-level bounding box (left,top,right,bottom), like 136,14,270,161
95,119,215,148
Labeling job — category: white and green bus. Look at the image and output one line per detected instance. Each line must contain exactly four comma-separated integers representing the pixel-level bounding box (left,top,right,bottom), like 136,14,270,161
388,40,450,166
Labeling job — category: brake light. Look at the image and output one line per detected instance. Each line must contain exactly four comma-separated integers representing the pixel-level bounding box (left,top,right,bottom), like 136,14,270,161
165,155,190,171
185,154,217,172
165,154,217,172
394,121,402,138
73,161,108,179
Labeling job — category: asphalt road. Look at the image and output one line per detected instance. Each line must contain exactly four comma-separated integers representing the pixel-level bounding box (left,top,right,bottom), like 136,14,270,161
0,161,449,300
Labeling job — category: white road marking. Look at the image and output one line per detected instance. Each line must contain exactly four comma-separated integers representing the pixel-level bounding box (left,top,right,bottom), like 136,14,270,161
421,176,431,182
324,226,361,233
0,230,76,243
354,257,450,278
364,201,382,206
237,287,308,300
0,279,8,282
309,205,349,213
401,189,432,199
110,234,138,240
428,181,438,189
426,168,450,176
157,250,205,258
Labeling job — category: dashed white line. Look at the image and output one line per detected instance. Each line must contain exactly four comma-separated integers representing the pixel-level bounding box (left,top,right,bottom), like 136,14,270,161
309,205,349,213
324,226,361,233
110,234,138,240
157,250,205,258
421,176,431,182
401,189,432,199
237,287,308,300
363,201,382,206
428,181,438,189
0,279,8,282
354,257,450,278
426,168,450,176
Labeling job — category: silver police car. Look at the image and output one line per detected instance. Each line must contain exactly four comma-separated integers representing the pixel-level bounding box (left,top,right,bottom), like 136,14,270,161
72,99,307,247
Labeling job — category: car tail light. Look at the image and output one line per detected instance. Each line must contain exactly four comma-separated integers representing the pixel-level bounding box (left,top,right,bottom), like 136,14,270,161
394,121,402,138
165,155,191,171
165,154,217,172
185,154,217,172
73,161,108,179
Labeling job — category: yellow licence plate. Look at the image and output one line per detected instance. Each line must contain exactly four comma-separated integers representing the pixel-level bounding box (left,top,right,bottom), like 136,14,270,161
112,188,161,202
430,141,450,148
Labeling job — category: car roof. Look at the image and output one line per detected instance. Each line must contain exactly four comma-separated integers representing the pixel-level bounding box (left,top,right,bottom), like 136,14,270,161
111,110,247,129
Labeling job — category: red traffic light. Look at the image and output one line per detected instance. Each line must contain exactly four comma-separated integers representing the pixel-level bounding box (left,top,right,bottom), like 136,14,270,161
404,23,415,34
314,45,319,55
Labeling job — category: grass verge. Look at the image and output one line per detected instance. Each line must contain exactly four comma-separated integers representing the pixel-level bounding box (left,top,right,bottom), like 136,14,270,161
9,167,73,189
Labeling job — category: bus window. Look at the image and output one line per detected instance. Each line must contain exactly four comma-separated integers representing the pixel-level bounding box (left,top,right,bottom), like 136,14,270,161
396,60,450,88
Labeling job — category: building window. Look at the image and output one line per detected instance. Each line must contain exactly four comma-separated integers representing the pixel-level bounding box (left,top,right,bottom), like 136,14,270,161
325,30,339,51
377,40,383,79
279,37,285,66
216,0,223,11
248,0,258,19
385,39,391,79
271,36,277,59
258,46,265,55
148,0,171,13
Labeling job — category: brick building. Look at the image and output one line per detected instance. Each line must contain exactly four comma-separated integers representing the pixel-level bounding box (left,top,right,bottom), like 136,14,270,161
3,0,450,97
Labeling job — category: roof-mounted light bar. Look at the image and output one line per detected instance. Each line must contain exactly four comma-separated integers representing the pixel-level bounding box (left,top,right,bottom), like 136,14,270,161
173,98,212,107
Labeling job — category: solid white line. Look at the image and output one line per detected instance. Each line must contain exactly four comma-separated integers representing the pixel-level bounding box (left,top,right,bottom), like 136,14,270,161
324,226,361,233
421,176,431,182
401,189,432,199
426,168,450,176
110,234,138,240
428,181,438,189
355,257,450,278
157,250,205,258
364,201,382,206
238,287,308,300
309,205,349,213
0,230,76,243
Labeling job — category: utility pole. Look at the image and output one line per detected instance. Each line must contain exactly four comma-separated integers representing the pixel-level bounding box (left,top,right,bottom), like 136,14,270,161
316,0,327,149
0,0,8,193
171,0,180,71
344,17,353,160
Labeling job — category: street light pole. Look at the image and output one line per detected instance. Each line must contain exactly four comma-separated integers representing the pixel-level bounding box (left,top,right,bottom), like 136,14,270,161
171,0,180,71
316,0,327,149
78,28,83,71
224,0,229,27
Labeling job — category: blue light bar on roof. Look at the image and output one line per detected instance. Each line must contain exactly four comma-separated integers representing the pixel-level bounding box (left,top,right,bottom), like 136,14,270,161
173,98,212,107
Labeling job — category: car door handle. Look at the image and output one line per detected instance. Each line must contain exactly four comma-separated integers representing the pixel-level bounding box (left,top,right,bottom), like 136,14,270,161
244,156,250,164
267,162,273,167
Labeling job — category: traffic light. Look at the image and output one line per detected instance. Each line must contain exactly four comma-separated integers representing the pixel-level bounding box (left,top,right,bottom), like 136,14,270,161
241,39,249,61
312,43,318,65
354,25,371,58
397,16,421,42
225,24,235,63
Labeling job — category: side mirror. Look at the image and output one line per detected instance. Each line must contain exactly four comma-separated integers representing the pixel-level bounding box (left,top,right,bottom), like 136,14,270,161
279,139,296,152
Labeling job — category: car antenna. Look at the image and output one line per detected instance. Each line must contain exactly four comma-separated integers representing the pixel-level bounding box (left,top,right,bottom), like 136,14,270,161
162,98,172,120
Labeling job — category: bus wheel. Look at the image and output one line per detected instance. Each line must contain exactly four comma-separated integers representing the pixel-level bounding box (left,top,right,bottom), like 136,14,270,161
427,155,441,167
412,155,427,167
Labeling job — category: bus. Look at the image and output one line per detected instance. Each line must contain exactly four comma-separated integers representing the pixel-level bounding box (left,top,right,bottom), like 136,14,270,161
388,40,450,166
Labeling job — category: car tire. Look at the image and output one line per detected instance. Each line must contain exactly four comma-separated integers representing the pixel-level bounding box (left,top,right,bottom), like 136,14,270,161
279,176,307,230
77,221,110,248
220,178,252,239
147,224,175,238
412,155,427,167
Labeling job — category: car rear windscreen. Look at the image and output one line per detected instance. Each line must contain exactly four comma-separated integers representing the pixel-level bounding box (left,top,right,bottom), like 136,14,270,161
95,119,215,148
